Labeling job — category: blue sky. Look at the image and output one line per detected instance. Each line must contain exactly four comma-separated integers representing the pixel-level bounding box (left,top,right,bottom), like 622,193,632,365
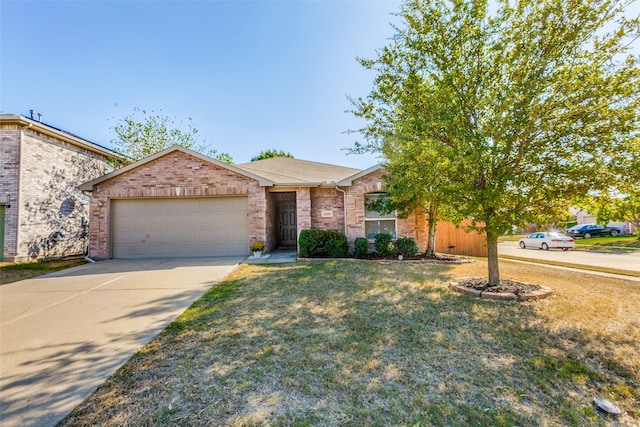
1,0,402,169
2,1,638,169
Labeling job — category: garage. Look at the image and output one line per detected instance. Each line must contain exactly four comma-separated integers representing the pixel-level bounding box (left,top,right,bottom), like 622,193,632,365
111,197,248,258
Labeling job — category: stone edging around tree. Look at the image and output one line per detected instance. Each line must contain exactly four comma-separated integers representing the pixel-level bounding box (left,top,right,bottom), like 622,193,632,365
449,282,554,301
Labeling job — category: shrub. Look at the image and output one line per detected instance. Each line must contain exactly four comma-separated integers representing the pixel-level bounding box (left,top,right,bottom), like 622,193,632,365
374,233,395,257
325,230,349,257
396,236,419,257
299,230,325,257
354,237,369,258
299,229,348,257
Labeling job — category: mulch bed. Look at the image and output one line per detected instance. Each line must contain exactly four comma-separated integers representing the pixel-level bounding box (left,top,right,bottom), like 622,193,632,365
451,277,554,301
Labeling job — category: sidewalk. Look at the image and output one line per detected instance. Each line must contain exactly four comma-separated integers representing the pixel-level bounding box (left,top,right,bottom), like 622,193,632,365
242,250,297,264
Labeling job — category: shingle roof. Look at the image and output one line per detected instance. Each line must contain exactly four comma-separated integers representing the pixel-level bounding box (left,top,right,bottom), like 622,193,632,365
236,157,362,186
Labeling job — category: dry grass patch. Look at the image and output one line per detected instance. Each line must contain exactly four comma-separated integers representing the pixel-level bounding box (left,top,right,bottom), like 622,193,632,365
60,260,639,426
0,259,86,285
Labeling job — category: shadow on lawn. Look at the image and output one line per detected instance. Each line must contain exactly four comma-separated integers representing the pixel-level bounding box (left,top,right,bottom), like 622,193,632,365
60,261,638,426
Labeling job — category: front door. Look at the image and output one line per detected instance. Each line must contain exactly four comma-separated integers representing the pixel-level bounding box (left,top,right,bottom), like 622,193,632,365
277,202,297,248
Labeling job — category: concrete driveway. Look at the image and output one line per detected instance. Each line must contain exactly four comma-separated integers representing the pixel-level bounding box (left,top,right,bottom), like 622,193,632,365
0,257,243,427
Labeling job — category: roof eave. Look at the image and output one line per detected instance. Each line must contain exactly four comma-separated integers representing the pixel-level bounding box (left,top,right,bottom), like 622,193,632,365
0,114,123,159
336,164,385,186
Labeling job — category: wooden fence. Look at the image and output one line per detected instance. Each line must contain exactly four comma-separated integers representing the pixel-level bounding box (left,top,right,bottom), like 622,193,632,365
433,220,487,257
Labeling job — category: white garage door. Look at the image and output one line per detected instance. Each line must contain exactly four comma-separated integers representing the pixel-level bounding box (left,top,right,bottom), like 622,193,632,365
111,198,248,258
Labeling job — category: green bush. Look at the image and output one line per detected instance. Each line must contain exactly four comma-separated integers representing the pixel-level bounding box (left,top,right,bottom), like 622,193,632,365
354,237,369,258
326,230,349,257
396,236,419,257
374,233,396,257
299,230,324,257
299,229,348,257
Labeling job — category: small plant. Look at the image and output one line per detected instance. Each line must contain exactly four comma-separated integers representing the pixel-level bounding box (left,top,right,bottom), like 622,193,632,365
374,233,395,257
250,241,265,252
396,236,419,258
354,237,369,258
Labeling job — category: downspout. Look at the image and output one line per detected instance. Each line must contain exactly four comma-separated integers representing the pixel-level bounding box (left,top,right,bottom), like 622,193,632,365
335,186,347,235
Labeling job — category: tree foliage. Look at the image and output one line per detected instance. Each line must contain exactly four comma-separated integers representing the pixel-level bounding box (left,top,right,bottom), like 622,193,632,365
110,107,233,166
578,145,640,237
351,0,640,285
250,149,294,161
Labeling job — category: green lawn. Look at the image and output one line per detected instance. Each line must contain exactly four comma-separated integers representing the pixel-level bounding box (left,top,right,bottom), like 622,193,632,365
60,260,639,426
573,235,640,248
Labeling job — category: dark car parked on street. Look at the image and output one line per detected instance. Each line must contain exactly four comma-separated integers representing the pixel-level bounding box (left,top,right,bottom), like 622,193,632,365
565,223,621,239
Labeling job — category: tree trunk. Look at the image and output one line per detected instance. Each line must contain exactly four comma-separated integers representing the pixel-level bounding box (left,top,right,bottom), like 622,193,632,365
487,230,500,287
425,201,439,258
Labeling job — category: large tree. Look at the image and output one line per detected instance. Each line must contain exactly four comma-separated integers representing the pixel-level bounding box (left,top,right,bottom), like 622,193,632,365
110,107,232,166
250,149,294,161
351,0,640,285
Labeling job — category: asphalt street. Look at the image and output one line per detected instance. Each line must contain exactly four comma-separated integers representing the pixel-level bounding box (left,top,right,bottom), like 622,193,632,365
498,241,640,273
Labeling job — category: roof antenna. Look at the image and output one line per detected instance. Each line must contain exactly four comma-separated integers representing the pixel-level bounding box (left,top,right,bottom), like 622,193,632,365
30,109,35,120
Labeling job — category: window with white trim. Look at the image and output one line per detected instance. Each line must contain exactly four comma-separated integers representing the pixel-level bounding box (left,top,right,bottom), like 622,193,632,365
364,193,397,239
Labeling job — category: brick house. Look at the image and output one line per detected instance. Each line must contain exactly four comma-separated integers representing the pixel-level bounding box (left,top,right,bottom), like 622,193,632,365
80,145,485,259
0,114,119,262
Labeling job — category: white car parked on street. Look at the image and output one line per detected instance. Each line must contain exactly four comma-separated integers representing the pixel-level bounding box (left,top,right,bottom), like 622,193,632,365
518,232,575,251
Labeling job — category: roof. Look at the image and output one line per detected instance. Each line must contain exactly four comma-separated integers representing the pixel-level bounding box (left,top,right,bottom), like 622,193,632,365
236,157,362,186
79,147,385,192
79,145,273,191
0,114,122,159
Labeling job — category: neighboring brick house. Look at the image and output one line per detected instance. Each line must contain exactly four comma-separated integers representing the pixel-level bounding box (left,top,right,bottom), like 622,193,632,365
0,114,119,262
80,145,486,259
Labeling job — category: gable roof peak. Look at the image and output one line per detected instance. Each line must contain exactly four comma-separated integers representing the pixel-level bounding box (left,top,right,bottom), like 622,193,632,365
79,145,273,191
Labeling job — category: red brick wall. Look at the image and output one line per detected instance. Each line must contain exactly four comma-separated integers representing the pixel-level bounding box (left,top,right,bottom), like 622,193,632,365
344,169,428,251
310,187,345,231
265,192,277,252
344,169,483,255
344,172,381,242
295,188,311,245
89,151,266,259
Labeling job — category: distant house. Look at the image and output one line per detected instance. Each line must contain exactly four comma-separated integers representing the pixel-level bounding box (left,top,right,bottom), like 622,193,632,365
573,209,637,235
0,114,121,262
79,145,487,259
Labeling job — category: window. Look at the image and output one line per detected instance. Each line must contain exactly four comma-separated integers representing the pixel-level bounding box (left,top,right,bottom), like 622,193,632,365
364,193,396,239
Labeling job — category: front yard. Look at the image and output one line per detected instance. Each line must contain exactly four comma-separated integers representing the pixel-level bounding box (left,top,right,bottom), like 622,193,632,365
60,260,639,426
